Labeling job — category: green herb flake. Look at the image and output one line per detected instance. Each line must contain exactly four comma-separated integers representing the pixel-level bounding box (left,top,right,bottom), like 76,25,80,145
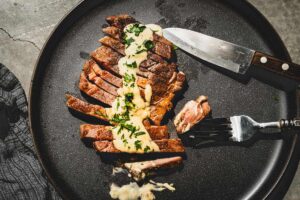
134,131,146,137
134,140,142,150
124,73,136,83
136,49,146,54
144,40,154,50
172,44,178,50
123,139,128,145
94,110,108,119
110,113,129,124
127,24,146,36
144,145,151,153
125,61,137,68
124,37,134,47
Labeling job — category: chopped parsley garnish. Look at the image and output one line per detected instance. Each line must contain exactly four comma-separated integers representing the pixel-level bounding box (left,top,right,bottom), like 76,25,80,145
125,61,137,68
110,113,129,124
134,131,146,137
122,123,137,134
134,140,142,150
94,110,108,119
144,40,154,50
124,73,136,84
123,139,128,145
144,145,151,152
124,37,134,47
116,101,120,109
127,24,146,36
136,49,146,54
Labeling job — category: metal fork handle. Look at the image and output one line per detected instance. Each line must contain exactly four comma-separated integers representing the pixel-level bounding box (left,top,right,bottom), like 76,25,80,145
257,119,300,129
279,119,300,129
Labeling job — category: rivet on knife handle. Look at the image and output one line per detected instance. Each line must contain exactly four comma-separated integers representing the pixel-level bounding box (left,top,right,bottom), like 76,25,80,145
251,51,300,81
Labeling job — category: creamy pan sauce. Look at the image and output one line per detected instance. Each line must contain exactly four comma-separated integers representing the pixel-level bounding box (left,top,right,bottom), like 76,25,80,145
106,23,162,153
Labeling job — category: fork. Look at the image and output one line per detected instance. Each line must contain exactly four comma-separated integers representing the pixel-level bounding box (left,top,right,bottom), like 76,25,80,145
186,115,300,143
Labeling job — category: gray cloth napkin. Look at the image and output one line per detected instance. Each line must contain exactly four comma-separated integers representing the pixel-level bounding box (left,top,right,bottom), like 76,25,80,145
0,63,62,200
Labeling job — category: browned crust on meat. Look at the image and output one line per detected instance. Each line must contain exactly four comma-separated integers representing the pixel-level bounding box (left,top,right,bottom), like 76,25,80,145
80,124,169,141
99,36,125,55
106,14,137,29
102,26,122,40
90,59,123,88
80,124,113,140
65,94,108,121
153,41,172,59
79,72,116,106
93,138,184,153
83,60,118,96
153,34,173,46
90,46,121,74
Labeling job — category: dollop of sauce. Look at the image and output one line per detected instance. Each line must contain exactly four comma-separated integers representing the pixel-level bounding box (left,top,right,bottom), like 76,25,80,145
110,181,175,200
106,23,162,153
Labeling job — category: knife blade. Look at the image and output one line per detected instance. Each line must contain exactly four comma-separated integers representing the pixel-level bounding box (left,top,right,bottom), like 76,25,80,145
163,28,300,81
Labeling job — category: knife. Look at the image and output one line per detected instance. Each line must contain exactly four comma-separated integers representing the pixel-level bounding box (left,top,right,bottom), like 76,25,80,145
163,28,300,81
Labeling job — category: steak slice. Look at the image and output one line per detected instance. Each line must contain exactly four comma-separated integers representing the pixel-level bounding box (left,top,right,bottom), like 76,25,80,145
106,14,137,29
65,94,108,121
80,124,169,141
83,60,118,96
150,72,185,125
102,26,122,40
90,46,121,75
99,36,125,55
93,138,185,153
124,156,182,181
174,96,211,134
80,124,113,140
79,72,115,106
90,59,122,88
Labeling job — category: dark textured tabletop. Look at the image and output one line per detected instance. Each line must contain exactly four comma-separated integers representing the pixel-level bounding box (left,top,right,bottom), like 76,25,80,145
0,0,299,199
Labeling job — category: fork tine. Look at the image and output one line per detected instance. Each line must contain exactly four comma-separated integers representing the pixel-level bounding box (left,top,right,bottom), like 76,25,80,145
190,130,232,135
200,117,230,125
191,123,232,131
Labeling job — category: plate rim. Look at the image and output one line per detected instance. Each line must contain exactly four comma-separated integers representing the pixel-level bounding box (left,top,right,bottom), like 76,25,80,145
28,0,300,199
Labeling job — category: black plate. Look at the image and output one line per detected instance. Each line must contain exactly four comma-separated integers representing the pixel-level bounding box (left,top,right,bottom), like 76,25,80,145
29,0,300,199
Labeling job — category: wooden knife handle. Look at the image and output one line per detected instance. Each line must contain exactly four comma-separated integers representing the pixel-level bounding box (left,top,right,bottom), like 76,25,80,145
251,51,300,81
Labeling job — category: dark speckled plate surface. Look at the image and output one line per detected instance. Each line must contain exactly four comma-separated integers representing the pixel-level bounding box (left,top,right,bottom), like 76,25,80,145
29,0,300,199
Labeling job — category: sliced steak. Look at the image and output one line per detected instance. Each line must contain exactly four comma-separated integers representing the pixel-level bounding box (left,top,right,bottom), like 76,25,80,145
99,36,125,55
90,46,121,75
174,96,211,134
79,72,115,106
80,124,113,140
90,59,123,88
65,94,108,121
124,156,182,181
83,60,118,96
93,138,185,153
102,26,122,40
99,35,171,60
80,124,169,141
106,14,137,29
103,26,172,47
